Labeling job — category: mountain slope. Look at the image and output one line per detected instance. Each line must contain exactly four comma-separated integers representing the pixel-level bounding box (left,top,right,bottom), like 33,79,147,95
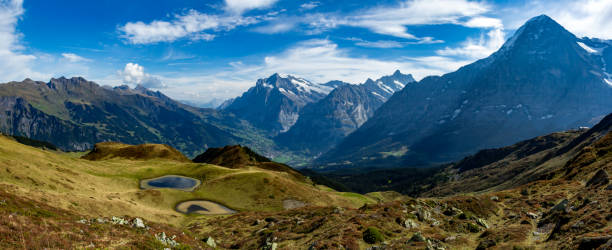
0,77,270,157
222,73,333,134
192,145,305,180
275,70,414,157
318,15,612,168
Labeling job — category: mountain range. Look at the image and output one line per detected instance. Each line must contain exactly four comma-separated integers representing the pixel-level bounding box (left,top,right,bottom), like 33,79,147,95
0,77,270,157
317,15,612,169
275,70,414,158
221,74,333,134
1,15,610,171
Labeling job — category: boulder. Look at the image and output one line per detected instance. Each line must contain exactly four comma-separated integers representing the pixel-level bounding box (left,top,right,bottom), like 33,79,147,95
416,207,431,222
586,169,609,188
205,237,216,248
404,219,418,229
526,212,538,219
476,218,489,229
132,218,146,228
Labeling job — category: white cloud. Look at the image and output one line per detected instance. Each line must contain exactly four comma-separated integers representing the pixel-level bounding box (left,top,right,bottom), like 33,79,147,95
0,0,43,82
307,0,496,42
252,21,296,34
347,37,444,48
546,0,612,39
501,0,612,39
436,28,505,59
119,10,258,44
224,0,278,14
464,17,503,29
159,39,472,103
61,53,90,63
119,63,165,89
300,2,319,10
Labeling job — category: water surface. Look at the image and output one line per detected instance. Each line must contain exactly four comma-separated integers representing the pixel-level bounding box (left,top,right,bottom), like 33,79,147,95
140,175,201,191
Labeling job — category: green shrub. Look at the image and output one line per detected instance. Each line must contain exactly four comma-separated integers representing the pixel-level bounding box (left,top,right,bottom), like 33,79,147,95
363,227,384,244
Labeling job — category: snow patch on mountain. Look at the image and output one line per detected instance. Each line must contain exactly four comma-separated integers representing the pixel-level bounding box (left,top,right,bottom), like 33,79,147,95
577,41,601,54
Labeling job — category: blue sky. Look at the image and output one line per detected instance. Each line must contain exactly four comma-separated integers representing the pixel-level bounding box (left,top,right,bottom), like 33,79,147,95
1,0,611,103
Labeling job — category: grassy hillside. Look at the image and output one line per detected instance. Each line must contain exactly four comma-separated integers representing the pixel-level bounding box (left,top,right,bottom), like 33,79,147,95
0,135,375,226
1,130,610,249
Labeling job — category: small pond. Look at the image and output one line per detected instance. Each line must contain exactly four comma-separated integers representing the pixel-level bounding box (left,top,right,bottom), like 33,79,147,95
140,175,201,192
175,200,236,215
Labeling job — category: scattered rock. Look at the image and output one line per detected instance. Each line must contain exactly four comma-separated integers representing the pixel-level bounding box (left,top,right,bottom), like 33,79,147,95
410,231,426,242
404,219,418,229
416,206,431,222
111,216,129,225
526,212,538,219
77,218,88,224
586,169,610,188
96,218,107,224
155,232,178,247
532,231,541,236
430,219,440,227
205,237,216,248
132,218,146,229
476,218,489,229
444,236,456,242
490,196,499,202
426,239,446,250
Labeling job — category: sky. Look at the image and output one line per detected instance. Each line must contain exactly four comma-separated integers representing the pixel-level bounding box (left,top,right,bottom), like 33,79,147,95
1,0,611,104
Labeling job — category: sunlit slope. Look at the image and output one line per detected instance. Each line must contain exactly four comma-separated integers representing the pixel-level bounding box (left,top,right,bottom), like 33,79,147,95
0,135,375,226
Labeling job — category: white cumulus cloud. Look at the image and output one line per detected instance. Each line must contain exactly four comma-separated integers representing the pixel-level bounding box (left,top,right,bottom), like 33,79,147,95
436,28,505,59
119,63,165,89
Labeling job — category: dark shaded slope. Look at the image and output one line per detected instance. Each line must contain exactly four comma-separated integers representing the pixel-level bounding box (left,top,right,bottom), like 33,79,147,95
193,145,305,180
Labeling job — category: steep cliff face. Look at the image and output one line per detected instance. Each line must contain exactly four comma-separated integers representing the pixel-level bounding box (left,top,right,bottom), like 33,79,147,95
0,96,98,151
